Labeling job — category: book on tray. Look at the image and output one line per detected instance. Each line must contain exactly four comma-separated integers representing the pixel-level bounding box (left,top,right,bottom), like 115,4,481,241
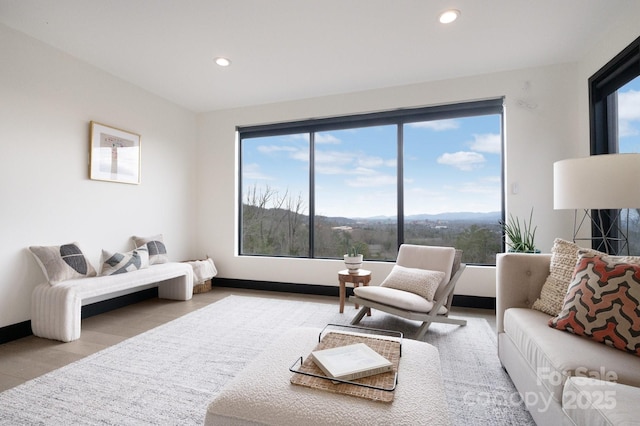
310,343,393,381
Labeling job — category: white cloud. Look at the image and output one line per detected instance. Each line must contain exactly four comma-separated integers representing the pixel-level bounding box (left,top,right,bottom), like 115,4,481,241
357,155,395,168
619,89,640,120
315,150,354,166
469,133,502,154
437,151,486,171
289,150,310,162
242,163,273,180
357,156,383,168
348,174,396,187
315,133,341,144
408,119,459,131
316,165,348,175
618,89,640,137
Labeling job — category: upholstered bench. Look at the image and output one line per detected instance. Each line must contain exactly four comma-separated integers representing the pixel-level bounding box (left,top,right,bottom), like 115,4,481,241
31,262,193,342
205,327,451,425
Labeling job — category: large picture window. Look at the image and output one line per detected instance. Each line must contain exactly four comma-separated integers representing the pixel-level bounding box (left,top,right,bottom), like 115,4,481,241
239,99,504,264
589,35,640,255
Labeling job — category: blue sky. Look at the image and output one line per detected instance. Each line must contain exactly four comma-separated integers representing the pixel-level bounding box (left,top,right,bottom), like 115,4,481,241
618,76,640,153
243,75,640,219
242,113,502,218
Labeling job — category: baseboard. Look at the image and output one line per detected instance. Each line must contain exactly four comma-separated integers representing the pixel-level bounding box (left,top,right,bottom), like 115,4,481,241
214,278,497,309
0,288,159,344
0,280,495,345
0,320,32,345
451,294,496,310
81,287,158,319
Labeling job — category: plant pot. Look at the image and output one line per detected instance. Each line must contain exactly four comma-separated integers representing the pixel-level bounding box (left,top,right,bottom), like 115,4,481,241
343,254,363,272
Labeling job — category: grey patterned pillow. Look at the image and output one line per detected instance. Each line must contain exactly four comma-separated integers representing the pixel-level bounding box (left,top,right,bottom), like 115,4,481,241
380,265,445,301
29,242,97,285
532,238,603,316
132,234,168,264
100,247,149,276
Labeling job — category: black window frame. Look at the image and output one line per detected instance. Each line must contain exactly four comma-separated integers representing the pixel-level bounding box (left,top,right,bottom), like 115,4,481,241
589,35,640,254
238,98,505,263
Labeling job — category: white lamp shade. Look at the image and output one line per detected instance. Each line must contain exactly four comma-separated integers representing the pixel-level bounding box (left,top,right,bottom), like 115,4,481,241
554,153,640,209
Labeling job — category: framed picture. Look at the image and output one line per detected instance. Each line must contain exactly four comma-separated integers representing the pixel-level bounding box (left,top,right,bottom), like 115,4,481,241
89,121,141,184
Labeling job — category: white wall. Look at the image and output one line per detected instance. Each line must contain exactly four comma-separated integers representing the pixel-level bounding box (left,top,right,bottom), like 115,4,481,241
195,63,581,298
0,24,198,328
3,10,638,329
195,7,640,300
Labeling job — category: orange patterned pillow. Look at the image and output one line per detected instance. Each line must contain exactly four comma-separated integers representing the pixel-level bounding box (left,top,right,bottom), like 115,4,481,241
549,250,640,356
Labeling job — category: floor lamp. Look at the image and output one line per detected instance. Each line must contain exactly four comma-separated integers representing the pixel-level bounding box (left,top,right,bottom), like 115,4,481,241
553,154,640,255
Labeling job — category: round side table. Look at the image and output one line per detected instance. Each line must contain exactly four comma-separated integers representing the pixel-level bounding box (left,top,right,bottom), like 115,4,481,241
338,269,372,314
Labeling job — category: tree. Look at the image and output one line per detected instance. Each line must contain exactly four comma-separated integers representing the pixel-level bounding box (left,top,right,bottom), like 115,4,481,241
455,225,501,264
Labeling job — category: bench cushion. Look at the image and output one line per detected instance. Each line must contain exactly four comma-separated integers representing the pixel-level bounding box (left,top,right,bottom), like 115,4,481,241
31,262,193,342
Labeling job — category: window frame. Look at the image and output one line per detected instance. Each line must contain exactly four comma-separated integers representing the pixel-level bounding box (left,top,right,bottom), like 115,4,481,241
589,35,640,254
238,98,505,262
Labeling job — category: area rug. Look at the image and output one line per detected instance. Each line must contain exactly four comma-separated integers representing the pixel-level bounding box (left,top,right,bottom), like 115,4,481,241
0,295,534,425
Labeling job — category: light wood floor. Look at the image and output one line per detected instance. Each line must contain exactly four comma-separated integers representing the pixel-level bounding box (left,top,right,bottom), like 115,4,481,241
0,287,495,392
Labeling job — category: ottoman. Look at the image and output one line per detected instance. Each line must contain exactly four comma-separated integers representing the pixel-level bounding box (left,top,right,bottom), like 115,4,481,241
205,327,450,425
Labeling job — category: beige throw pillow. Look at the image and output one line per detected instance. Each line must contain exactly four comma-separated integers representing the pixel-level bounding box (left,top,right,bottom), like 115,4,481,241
380,265,445,301
28,242,97,285
532,238,604,316
132,234,168,265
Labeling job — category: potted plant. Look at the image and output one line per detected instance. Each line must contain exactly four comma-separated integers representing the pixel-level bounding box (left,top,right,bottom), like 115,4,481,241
343,246,364,272
500,209,539,253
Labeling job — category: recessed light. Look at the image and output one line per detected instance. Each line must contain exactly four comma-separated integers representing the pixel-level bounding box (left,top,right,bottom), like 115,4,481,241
215,57,231,67
439,9,460,24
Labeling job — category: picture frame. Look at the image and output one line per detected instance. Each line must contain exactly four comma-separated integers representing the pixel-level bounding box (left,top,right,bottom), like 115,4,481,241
89,121,141,184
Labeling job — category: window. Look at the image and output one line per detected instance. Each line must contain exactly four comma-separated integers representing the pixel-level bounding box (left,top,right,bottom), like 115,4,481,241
589,35,640,255
239,99,504,264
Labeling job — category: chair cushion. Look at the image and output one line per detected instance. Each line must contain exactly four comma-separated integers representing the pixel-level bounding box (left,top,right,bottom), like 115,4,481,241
380,265,444,301
549,251,640,357
354,286,448,314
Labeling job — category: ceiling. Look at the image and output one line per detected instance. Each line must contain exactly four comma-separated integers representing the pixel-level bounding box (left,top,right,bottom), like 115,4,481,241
0,1,635,113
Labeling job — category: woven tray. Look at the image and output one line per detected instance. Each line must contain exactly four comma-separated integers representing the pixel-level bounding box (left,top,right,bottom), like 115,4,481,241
290,331,400,402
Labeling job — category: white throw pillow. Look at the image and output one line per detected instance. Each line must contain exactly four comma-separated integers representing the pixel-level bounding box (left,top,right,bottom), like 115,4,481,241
100,247,149,276
28,242,97,285
380,265,445,301
132,234,168,264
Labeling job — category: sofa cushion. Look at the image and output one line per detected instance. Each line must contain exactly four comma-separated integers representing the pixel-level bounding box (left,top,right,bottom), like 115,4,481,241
503,308,640,403
380,265,444,301
132,234,168,265
549,251,640,357
29,242,97,285
353,286,447,314
532,239,588,316
563,377,640,426
100,247,149,276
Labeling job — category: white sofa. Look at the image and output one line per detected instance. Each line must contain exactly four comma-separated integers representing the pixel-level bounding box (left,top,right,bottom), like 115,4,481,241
31,262,193,342
496,253,640,426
